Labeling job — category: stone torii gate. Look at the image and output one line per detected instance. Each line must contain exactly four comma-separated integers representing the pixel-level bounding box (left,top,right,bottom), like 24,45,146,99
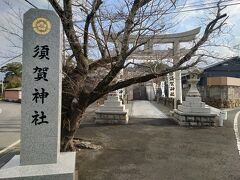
105,27,201,108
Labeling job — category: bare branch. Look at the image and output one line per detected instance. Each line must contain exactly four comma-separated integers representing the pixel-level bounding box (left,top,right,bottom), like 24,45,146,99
89,56,119,70
83,0,103,58
174,9,228,68
48,0,64,17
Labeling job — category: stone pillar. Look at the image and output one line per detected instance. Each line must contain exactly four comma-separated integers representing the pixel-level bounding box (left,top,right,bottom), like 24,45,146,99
20,8,62,166
144,40,153,53
173,41,182,108
167,72,176,98
175,71,182,102
160,81,166,97
0,9,76,180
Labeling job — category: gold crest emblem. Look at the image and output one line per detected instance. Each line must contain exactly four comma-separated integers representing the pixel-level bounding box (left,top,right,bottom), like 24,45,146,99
32,17,51,35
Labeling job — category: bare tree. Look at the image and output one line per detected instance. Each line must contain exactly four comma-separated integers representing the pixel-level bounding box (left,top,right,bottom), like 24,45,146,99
0,1,25,61
1,0,228,151
47,0,228,151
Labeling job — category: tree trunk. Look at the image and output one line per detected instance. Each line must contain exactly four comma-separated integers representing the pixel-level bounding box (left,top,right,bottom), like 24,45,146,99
60,115,82,151
60,70,88,151
60,97,87,151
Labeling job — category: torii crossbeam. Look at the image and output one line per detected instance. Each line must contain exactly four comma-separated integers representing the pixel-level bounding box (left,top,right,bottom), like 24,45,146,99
105,27,201,108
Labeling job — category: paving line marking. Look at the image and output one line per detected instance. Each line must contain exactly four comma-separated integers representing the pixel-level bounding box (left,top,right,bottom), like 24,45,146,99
0,140,20,155
233,111,240,155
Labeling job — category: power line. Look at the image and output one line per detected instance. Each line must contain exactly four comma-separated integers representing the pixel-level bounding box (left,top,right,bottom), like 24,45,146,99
23,0,38,9
100,2,240,21
166,2,240,14
74,1,240,23
101,0,239,10
136,1,240,15
0,54,22,67
176,0,238,9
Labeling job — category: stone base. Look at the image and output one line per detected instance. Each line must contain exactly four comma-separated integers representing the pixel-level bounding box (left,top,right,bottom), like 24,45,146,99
0,152,76,180
178,97,211,114
178,105,211,114
172,109,218,127
95,111,128,124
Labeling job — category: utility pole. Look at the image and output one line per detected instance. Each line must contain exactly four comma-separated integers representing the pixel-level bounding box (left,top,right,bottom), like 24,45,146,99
0,78,3,98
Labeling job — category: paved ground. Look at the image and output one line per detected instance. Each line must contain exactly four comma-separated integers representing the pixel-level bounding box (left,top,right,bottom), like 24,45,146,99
0,101,20,150
76,101,240,180
1,100,240,180
131,100,167,118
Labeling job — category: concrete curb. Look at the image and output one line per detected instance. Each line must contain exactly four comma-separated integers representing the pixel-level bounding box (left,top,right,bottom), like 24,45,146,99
0,140,20,155
233,111,240,156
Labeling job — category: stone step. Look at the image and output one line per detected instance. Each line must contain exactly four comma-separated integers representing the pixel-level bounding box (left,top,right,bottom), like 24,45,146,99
185,96,202,103
181,101,205,108
99,106,126,112
107,96,120,101
103,101,122,106
178,105,211,114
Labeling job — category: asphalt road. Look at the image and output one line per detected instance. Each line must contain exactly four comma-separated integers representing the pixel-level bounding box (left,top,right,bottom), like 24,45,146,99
76,101,240,180
0,101,21,150
0,100,240,180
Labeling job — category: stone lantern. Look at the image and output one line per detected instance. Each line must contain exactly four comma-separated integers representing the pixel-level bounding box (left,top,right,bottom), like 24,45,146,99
172,67,218,126
186,68,201,97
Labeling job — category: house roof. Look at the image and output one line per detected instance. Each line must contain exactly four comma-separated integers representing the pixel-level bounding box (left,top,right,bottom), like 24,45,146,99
202,56,239,71
180,57,240,78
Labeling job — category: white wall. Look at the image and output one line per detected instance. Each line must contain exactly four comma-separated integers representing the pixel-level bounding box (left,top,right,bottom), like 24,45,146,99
146,84,155,101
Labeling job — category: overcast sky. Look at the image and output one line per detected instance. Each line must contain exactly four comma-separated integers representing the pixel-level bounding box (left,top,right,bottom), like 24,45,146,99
0,0,239,73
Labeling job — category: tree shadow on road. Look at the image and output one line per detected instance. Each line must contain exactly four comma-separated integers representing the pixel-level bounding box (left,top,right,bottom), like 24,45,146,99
129,118,178,126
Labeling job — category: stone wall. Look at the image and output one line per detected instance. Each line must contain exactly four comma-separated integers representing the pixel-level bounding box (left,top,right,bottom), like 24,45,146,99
205,98,240,108
228,86,240,99
157,97,175,109
172,110,217,127
4,90,21,102
126,85,134,101
146,83,155,101
95,112,128,124
199,85,240,108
